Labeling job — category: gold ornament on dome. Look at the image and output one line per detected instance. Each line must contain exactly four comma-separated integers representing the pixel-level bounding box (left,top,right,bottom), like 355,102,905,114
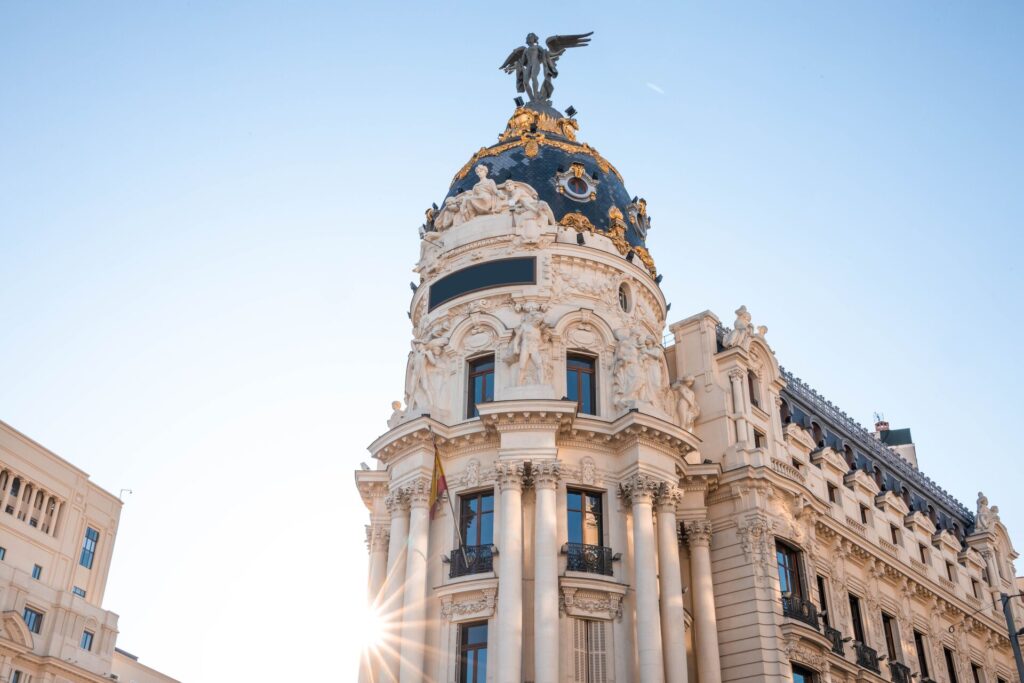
608,206,624,222
633,245,657,277
605,224,631,256
499,107,581,143
453,132,621,184
559,212,595,233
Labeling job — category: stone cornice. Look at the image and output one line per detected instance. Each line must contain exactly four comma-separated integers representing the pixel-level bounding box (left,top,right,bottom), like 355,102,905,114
477,399,579,433
368,416,446,464
354,470,389,510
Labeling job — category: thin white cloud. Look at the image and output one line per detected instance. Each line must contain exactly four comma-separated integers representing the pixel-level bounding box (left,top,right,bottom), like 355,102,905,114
646,82,665,95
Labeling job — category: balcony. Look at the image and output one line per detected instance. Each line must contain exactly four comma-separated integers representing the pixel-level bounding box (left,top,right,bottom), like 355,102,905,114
889,661,912,683
823,626,844,656
564,542,614,576
448,544,494,578
781,595,819,630
853,642,881,674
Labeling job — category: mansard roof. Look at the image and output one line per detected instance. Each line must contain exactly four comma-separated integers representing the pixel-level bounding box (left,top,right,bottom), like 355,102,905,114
779,367,974,534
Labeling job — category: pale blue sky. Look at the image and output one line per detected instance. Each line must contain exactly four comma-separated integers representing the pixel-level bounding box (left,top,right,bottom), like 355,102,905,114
1,3,1021,680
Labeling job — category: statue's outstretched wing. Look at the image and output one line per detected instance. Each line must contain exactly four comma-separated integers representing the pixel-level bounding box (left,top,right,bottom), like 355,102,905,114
499,46,527,73
545,32,593,59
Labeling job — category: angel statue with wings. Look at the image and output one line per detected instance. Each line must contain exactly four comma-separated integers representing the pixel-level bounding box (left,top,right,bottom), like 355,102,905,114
500,32,593,104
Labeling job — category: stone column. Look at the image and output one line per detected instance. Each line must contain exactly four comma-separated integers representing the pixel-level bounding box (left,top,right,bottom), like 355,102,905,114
622,474,665,683
495,461,526,683
686,519,721,683
50,499,62,538
656,485,688,683
0,474,10,516
380,491,409,683
533,461,561,683
728,368,749,446
399,479,432,682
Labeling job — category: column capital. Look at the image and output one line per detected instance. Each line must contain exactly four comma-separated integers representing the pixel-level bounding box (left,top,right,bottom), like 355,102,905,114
684,519,713,547
619,473,664,505
385,489,410,514
654,483,682,513
495,461,527,491
531,460,561,490
366,524,391,553
728,367,746,382
405,477,432,508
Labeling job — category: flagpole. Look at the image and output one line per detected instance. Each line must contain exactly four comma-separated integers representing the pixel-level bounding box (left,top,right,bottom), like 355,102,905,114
428,425,468,568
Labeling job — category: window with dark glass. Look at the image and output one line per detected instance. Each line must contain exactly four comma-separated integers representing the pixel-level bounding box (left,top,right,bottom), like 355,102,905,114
882,612,899,660
747,371,761,408
827,484,838,504
22,607,42,634
566,354,597,415
848,594,865,643
11,671,21,683
944,647,959,683
81,629,94,651
791,664,817,683
890,524,900,545
567,489,603,546
460,491,494,547
31,564,42,580
467,356,495,418
859,505,869,525
72,586,86,598
0,546,5,560
753,429,766,449
816,575,830,628
775,541,804,599
972,579,981,599
80,527,99,569
914,631,930,678
458,621,488,683
946,562,956,581
971,663,983,683
919,544,928,564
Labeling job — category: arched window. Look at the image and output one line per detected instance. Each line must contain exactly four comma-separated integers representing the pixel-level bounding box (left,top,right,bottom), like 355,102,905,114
843,445,855,471
872,466,884,491
901,487,912,511
811,422,824,448
779,399,792,425
927,505,937,526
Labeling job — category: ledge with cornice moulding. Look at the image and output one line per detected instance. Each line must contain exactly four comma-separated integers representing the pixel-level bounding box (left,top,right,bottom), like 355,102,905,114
843,469,880,498
874,490,910,517
354,470,390,509
904,510,937,536
562,410,703,461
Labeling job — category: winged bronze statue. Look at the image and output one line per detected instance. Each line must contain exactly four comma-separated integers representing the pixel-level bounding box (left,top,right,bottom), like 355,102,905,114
499,32,593,104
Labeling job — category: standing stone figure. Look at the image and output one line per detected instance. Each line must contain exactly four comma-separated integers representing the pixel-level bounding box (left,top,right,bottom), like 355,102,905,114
672,375,700,431
612,328,645,408
723,305,754,350
640,335,671,405
510,309,548,385
499,32,594,103
405,335,446,411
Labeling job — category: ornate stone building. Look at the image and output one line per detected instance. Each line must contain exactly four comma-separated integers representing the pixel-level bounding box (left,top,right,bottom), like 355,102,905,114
0,420,177,683
355,43,1023,683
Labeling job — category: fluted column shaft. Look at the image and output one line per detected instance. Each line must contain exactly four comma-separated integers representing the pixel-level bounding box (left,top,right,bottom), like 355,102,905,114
623,474,665,683
656,487,688,683
399,482,431,681
533,461,561,683
380,492,409,683
360,524,389,683
686,520,721,683
495,462,526,683
0,475,10,516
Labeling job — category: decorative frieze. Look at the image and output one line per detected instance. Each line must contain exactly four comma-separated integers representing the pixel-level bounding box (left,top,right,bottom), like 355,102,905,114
440,587,498,623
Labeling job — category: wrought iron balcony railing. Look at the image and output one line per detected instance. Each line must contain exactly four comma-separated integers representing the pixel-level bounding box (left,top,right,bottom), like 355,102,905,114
781,595,820,630
448,544,495,578
564,542,614,576
889,661,912,683
853,642,881,674
823,626,844,656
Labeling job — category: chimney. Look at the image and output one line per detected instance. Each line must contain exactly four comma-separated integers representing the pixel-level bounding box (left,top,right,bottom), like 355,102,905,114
874,414,918,468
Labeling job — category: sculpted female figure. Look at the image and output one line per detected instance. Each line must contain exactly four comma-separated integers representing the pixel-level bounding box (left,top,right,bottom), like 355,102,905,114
459,165,502,222
672,375,700,431
613,328,645,408
640,335,670,404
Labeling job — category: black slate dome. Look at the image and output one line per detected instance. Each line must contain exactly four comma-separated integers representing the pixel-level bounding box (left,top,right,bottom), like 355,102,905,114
441,104,655,270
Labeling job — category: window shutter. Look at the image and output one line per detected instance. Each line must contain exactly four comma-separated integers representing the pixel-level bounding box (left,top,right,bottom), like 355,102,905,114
587,620,607,683
573,619,587,683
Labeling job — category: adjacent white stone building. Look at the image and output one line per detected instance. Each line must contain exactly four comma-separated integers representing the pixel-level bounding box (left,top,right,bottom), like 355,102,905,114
355,91,1024,683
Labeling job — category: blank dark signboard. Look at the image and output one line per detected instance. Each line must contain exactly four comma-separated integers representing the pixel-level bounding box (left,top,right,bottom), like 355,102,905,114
428,257,536,311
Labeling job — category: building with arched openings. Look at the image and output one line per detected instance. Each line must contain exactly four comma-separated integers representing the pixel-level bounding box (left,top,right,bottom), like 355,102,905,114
355,39,1023,683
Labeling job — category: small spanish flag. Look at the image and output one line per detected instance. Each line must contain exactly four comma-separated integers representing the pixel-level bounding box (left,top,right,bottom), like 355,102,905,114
429,451,449,520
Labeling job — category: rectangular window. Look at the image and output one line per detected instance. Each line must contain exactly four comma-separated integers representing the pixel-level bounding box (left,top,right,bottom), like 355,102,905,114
80,527,99,569
11,671,21,683
848,594,865,643
972,579,981,599
31,564,42,580
573,618,607,683
459,491,494,547
22,607,42,634
791,664,816,683
827,483,838,504
466,356,495,419
0,546,5,560
81,630,94,651
747,371,761,408
458,621,488,683
73,586,87,598
816,575,830,628
919,544,928,564
566,354,597,415
945,647,959,683
775,541,804,600
971,664,983,683
753,429,766,449
946,562,956,581
567,489,603,547
914,630,930,678
890,524,900,545
882,612,899,660
859,504,869,525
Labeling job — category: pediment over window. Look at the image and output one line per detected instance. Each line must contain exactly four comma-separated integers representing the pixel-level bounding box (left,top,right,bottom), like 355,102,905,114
1,610,33,649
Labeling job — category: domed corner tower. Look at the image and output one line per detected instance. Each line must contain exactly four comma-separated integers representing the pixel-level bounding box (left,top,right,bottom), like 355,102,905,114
356,35,707,683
